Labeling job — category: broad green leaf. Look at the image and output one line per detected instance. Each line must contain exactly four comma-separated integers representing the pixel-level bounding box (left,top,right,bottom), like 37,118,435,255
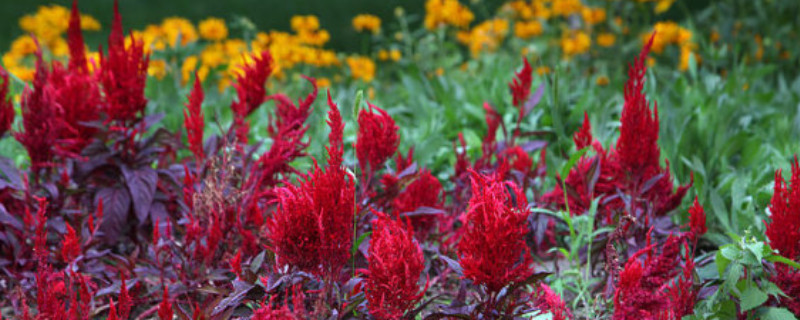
740,286,768,312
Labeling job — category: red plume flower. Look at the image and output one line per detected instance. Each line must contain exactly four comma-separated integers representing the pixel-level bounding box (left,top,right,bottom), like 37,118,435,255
687,197,707,238
67,0,87,72
392,170,443,236
0,69,13,138
61,223,81,263
573,112,593,150
118,273,132,320
158,286,173,320
457,172,533,292
533,284,573,320
363,210,428,320
15,50,59,173
108,299,119,320
509,57,533,109
184,74,205,163
230,51,273,143
99,0,149,124
765,156,800,314
267,93,355,277
355,103,399,172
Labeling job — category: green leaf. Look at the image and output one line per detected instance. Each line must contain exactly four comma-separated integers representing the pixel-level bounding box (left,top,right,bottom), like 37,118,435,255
766,255,800,270
716,250,731,277
352,231,372,256
560,147,589,178
761,307,799,320
741,286,768,312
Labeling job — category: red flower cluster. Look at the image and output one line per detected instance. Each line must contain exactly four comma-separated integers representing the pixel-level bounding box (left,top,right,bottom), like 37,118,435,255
509,57,533,109
356,103,400,173
61,224,81,263
231,51,273,143
458,172,533,292
15,52,60,172
687,197,707,239
99,0,149,124
544,34,692,220
391,169,443,236
765,156,800,313
533,283,573,320
0,70,13,137
184,75,205,163
267,93,355,277
613,235,695,320
363,210,427,319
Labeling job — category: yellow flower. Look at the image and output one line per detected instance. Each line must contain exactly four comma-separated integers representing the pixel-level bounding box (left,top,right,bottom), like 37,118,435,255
597,32,615,47
50,38,69,57
389,49,402,61
514,20,543,39
435,67,444,76
368,87,375,100
80,14,101,31
148,59,168,79
710,30,720,43
679,46,696,71
346,56,376,82
10,36,38,56
551,0,582,17
424,0,474,30
560,31,591,57
291,15,320,32
596,75,609,86
9,66,35,82
655,0,676,14
352,14,381,34
200,43,227,68
378,49,389,61
458,18,509,57
199,18,228,41
536,66,551,75
317,77,332,88
581,7,606,25
161,17,198,47
19,15,38,33
182,55,199,84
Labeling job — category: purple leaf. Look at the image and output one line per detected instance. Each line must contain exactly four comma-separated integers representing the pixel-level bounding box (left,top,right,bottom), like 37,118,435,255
96,186,131,239
122,166,158,224
522,82,544,117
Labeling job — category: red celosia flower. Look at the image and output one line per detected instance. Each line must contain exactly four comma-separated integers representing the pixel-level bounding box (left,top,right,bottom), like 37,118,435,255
765,157,800,260
62,223,81,263
0,69,13,138
184,74,205,163
251,301,300,320
765,157,800,313
230,249,242,278
457,172,533,292
362,210,428,320
108,299,119,320
49,60,102,156
99,0,149,124
158,286,172,320
230,51,273,143
687,197,707,238
533,283,573,320
509,57,533,109
267,93,355,277
503,146,533,173
392,170,443,236
355,103,400,172
119,273,132,320
15,51,60,173
573,112,593,150
67,0,88,73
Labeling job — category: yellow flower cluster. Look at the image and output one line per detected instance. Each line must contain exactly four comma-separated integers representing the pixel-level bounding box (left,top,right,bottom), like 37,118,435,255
457,19,510,57
505,0,551,20
346,56,376,82
644,21,698,70
353,14,381,34
597,32,616,47
560,31,591,57
199,18,229,41
378,49,402,62
3,5,101,81
514,20,543,39
424,0,475,30
581,7,606,25
551,0,583,17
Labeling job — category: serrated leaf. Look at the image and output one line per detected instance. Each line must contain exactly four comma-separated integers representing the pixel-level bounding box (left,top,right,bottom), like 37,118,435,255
762,307,799,320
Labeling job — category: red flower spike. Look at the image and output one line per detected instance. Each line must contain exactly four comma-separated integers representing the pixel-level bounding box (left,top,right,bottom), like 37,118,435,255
15,49,60,172
0,69,14,138
158,286,173,320
230,51,273,143
534,284,573,320
230,250,242,278
363,210,428,320
108,299,119,320
766,157,800,260
573,112,593,150
33,197,49,264
457,172,533,292
184,74,205,163
68,0,87,72
99,0,149,124
687,197,707,238
392,169,443,236
267,95,355,277
119,273,132,320
62,223,81,263
509,57,533,110
355,103,399,173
